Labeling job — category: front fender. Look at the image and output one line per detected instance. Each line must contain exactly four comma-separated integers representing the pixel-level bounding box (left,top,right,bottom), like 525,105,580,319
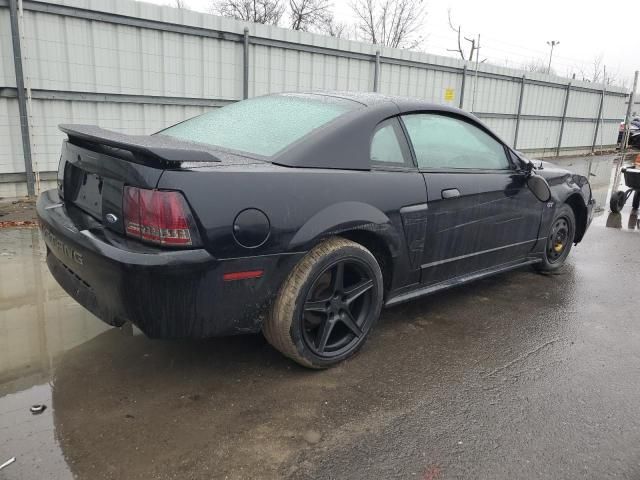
543,172,591,244
288,201,402,255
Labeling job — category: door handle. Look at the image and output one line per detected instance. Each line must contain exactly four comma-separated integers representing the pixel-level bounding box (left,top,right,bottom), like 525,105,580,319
441,188,460,199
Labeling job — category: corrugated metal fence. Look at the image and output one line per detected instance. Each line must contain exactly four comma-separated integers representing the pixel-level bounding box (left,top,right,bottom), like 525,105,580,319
0,0,630,197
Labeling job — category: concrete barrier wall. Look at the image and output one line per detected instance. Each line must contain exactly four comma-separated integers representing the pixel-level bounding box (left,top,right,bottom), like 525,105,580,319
0,0,629,197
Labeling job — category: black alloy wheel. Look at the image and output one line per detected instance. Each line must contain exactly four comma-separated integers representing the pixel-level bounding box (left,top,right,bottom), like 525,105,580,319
263,237,384,369
301,259,375,358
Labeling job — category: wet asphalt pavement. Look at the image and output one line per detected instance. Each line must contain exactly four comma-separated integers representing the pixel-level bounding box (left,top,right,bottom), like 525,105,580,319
1,154,640,479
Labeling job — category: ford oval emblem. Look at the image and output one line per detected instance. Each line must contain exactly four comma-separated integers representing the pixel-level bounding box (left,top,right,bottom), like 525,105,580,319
105,213,118,224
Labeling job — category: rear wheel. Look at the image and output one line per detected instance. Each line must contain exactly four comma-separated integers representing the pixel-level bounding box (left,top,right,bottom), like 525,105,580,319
632,191,640,210
610,191,626,213
534,204,576,272
263,237,383,368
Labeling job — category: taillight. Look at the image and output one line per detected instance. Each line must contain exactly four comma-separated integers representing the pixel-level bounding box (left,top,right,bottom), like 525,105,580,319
123,187,199,247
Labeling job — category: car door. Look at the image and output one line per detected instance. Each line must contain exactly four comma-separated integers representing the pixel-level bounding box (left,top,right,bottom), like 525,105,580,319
369,117,429,288
400,113,543,286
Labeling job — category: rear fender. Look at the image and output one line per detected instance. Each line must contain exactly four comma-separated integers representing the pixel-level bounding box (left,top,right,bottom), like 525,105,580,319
288,201,402,256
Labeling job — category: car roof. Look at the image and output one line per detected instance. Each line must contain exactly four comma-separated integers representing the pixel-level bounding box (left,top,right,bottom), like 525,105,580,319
271,91,506,171
297,90,410,106
293,91,469,116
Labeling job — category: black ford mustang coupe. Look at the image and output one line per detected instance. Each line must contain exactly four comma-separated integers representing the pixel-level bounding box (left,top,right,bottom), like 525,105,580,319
37,92,594,368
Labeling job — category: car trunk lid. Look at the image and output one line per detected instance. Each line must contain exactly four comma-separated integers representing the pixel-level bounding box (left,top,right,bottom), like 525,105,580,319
58,124,258,236
59,139,165,235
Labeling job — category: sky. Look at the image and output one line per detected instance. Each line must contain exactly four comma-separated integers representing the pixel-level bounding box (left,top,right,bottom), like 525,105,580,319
139,0,638,88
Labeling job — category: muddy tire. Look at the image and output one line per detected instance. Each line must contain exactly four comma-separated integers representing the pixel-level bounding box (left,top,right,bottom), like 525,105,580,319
263,237,383,369
534,204,576,272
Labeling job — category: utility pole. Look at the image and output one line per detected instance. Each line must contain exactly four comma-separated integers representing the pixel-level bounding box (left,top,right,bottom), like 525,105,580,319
546,40,560,74
622,71,639,152
471,34,480,113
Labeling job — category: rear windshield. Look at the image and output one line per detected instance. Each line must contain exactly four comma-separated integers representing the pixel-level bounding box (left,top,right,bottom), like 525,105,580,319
158,94,359,157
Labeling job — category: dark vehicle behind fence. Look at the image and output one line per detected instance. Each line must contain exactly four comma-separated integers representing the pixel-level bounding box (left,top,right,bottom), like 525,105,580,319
37,92,594,368
618,118,640,148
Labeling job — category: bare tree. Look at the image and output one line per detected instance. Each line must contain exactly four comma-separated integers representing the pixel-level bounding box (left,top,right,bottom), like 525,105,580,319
578,59,628,88
289,0,332,31
578,54,604,83
323,16,350,38
212,0,285,25
522,58,556,75
446,9,476,61
349,0,426,49
611,75,629,89
171,0,187,8
604,69,627,88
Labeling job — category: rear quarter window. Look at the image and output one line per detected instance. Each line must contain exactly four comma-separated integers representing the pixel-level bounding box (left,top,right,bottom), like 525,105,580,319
158,94,359,157
370,118,413,168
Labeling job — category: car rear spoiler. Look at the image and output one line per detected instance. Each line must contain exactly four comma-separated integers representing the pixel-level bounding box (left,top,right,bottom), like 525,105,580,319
59,124,220,163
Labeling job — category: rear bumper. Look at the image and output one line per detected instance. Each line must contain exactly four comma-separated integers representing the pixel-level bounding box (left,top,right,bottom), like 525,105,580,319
37,189,302,338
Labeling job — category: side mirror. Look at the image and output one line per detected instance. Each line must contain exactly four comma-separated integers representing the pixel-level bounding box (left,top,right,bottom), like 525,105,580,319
520,157,534,177
509,149,533,174
527,174,551,202
510,150,551,202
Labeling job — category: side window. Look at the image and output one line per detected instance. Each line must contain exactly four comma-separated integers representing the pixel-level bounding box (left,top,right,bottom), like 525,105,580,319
401,114,510,170
370,119,412,168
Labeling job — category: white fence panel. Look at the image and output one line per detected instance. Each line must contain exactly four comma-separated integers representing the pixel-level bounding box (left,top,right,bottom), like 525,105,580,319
522,84,566,117
517,119,562,150
0,98,23,174
603,94,627,120
562,121,593,148
480,117,516,144
0,8,16,87
28,99,207,174
567,90,601,118
471,77,521,114
0,0,631,196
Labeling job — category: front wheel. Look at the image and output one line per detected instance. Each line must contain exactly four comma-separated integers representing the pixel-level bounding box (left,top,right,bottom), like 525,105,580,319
263,237,384,369
534,204,576,272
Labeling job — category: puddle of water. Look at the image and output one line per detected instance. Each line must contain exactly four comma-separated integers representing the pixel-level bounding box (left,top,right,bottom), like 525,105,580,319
0,384,72,480
0,228,111,479
0,230,110,391
595,153,640,231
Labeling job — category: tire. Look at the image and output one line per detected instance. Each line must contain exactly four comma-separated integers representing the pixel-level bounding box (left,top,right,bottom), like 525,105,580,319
610,191,626,213
534,204,576,272
632,191,640,210
263,237,384,369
